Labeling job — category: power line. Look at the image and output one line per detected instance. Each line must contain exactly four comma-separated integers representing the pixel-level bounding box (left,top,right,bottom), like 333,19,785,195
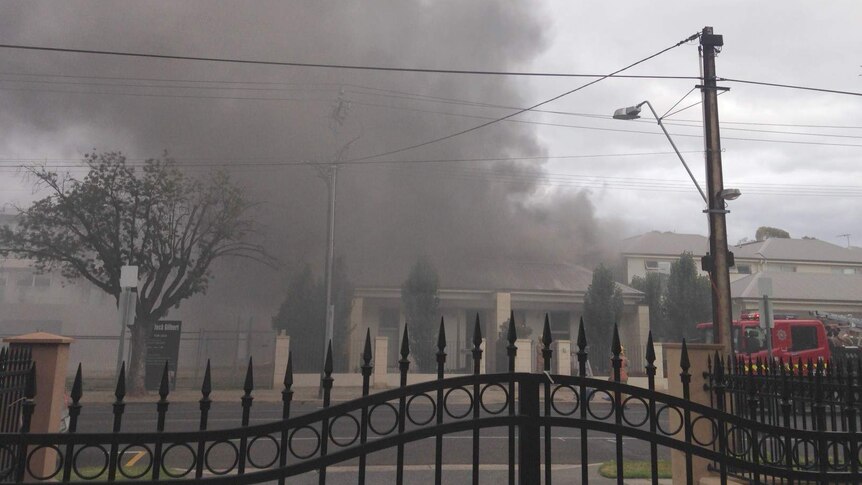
0,150,706,168
5,70,862,140
719,77,862,97
4,76,861,144
5,152,861,196
340,33,700,163
0,43,700,79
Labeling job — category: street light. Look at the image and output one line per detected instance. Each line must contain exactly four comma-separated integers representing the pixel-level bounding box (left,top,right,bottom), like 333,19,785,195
614,100,742,349
613,101,710,205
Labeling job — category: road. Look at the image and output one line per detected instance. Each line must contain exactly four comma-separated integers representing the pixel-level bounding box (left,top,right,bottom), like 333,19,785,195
71,400,671,482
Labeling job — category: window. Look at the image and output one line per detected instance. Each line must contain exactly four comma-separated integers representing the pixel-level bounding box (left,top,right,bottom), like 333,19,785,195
736,264,752,274
832,267,857,275
742,327,767,353
548,311,570,341
645,260,671,274
33,275,51,289
790,326,819,351
775,264,797,273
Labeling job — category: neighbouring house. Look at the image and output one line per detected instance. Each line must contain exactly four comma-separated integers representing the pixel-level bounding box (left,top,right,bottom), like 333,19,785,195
730,272,862,316
620,230,862,321
733,238,862,276
345,258,646,375
0,213,274,381
621,231,711,283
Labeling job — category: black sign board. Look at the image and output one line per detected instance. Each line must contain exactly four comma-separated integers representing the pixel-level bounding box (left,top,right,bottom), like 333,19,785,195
145,320,182,391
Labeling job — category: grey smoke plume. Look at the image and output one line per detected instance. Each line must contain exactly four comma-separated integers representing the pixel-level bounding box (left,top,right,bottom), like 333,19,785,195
0,2,619,323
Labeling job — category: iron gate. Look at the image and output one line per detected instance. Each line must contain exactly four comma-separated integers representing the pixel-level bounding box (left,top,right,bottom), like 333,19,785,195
2,316,860,484
0,345,34,483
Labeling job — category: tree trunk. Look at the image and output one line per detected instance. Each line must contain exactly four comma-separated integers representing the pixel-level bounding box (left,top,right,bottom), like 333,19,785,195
127,317,153,396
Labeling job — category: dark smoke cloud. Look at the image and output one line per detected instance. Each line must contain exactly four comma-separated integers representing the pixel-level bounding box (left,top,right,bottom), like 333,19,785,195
0,2,620,325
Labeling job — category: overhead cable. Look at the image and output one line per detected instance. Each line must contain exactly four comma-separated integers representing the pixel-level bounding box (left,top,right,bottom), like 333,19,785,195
0,43,699,79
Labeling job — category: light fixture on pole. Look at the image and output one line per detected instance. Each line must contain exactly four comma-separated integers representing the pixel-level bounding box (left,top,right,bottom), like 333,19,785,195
613,101,711,205
613,99,741,348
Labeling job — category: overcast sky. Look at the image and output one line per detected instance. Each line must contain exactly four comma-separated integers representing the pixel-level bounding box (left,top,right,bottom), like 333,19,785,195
0,0,860,282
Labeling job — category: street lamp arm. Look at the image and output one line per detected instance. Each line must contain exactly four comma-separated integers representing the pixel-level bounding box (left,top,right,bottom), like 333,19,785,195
639,100,709,205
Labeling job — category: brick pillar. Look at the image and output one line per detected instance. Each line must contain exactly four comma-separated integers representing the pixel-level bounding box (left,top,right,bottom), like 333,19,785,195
272,332,290,389
373,336,388,388
4,332,74,481
663,342,723,485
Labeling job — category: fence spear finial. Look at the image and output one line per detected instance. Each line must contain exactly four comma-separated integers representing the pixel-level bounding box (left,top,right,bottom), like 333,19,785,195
243,357,254,394
71,363,83,404
679,339,690,373
507,310,517,345
362,328,373,367
201,360,212,397
472,313,482,348
542,313,552,348
576,317,587,352
645,332,656,364
324,340,334,376
400,325,410,360
283,352,293,390
158,361,170,400
115,362,126,401
437,317,447,352
611,324,622,357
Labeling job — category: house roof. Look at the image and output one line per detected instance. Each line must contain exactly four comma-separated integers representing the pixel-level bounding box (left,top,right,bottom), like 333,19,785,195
620,231,709,257
621,231,862,265
734,238,862,264
731,272,862,302
353,258,641,295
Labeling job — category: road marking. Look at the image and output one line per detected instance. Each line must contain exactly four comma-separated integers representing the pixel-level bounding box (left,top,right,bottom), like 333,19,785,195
125,450,146,467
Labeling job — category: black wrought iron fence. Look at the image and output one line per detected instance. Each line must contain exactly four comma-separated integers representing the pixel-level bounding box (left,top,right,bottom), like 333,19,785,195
0,346,34,483
705,354,861,483
2,315,861,484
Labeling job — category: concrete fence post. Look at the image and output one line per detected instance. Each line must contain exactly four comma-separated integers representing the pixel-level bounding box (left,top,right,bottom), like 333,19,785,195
514,338,532,372
663,342,723,485
4,332,74,482
552,340,571,375
272,331,290,389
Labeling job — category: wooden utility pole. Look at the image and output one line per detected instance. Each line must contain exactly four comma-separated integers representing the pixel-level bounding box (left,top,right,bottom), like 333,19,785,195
700,26,734,355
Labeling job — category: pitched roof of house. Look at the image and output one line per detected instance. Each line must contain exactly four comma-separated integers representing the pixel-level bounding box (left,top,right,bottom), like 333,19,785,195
730,272,862,302
734,238,862,264
354,258,641,295
621,231,862,265
620,231,709,257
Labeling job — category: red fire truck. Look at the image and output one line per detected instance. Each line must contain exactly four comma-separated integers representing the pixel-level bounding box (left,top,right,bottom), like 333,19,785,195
696,312,831,362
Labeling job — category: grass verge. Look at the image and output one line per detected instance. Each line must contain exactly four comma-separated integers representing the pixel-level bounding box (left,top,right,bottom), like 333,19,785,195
599,460,672,479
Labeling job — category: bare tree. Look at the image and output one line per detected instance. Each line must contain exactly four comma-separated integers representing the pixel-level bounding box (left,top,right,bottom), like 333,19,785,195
0,152,271,394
